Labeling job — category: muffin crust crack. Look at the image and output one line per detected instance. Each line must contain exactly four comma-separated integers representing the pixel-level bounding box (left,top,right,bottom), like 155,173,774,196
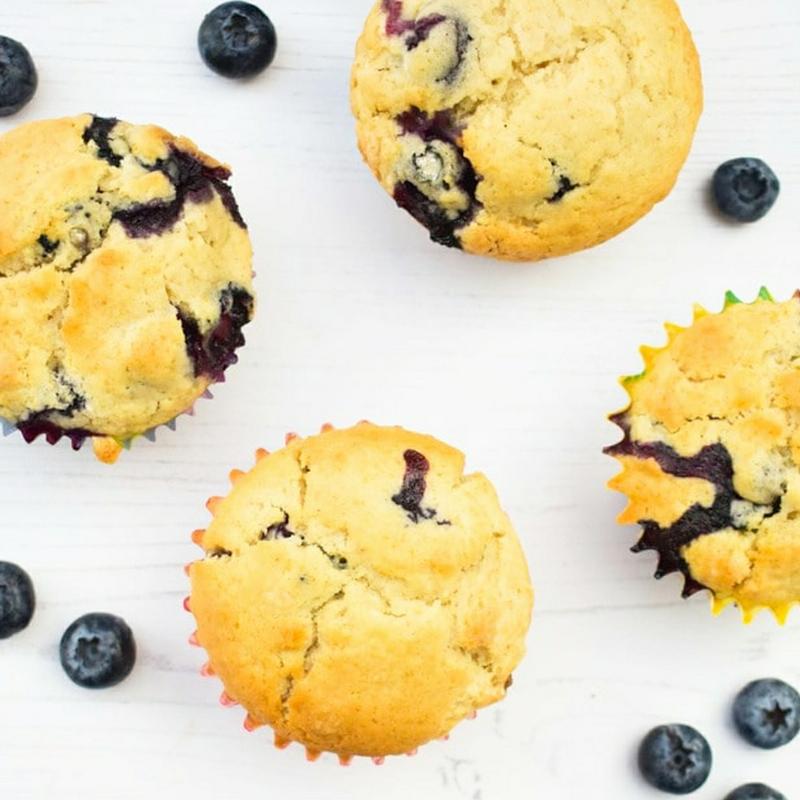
280,588,346,725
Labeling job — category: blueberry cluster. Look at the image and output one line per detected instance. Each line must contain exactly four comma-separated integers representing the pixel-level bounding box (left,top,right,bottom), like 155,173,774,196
0,561,136,690
639,679,797,795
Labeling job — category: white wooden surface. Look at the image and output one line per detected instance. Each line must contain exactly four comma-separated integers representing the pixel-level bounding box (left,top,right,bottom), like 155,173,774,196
0,1,799,797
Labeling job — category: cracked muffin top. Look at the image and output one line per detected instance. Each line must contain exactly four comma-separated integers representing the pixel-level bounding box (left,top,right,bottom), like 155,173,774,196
188,422,533,759
350,0,703,261
606,291,800,623
0,115,254,462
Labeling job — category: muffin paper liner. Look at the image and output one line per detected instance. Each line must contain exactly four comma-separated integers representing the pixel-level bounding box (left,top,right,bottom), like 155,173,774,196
184,421,481,765
1,388,215,464
605,288,798,625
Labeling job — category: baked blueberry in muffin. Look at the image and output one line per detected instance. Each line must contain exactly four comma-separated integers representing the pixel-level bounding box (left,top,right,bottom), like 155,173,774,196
351,0,703,261
0,115,254,462
606,290,800,622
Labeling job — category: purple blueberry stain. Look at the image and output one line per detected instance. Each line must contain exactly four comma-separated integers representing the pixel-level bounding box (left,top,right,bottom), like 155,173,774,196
397,106,463,144
392,449,450,525
12,285,253,451
261,512,296,541
382,0,445,48
605,414,782,597
547,160,579,203
51,371,87,417
113,146,246,238
437,18,472,84
405,13,447,50
393,107,483,249
82,116,123,167
548,175,577,203
175,284,254,382
37,234,60,259
80,117,246,237
383,0,472,84
382,2,472,82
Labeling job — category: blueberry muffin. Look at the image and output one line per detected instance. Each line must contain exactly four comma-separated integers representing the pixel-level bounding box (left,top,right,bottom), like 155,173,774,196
0,115,254,463
187,422,533,761
351,0,703,261
606,290,800,623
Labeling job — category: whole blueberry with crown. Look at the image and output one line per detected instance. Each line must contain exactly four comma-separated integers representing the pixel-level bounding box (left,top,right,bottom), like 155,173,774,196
60,613,136,689
638,724,712,794
713,158,780,223
0,561,35,639
0,36,37,116
733,679,800,750
198,3,277,79
606,288,800,623
0,115,254,463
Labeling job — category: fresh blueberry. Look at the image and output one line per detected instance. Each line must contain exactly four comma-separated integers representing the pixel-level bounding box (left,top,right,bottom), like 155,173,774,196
733,678,800,749
638,724,713,794
198,2,277,79
0,36,38,116
0,561,35,639
60,613,136,689
713,158,780,223
724,784,786,800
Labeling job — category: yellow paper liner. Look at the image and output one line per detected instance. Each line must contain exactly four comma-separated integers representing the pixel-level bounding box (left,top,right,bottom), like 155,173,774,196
605,288,799,625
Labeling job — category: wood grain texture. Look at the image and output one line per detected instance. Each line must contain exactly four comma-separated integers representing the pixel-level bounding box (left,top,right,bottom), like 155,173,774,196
0,1,799,797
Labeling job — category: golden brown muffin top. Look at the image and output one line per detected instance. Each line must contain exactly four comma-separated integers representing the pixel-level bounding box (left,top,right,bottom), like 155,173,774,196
0,115,254,462
189,423,534,758
607,291,800,623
